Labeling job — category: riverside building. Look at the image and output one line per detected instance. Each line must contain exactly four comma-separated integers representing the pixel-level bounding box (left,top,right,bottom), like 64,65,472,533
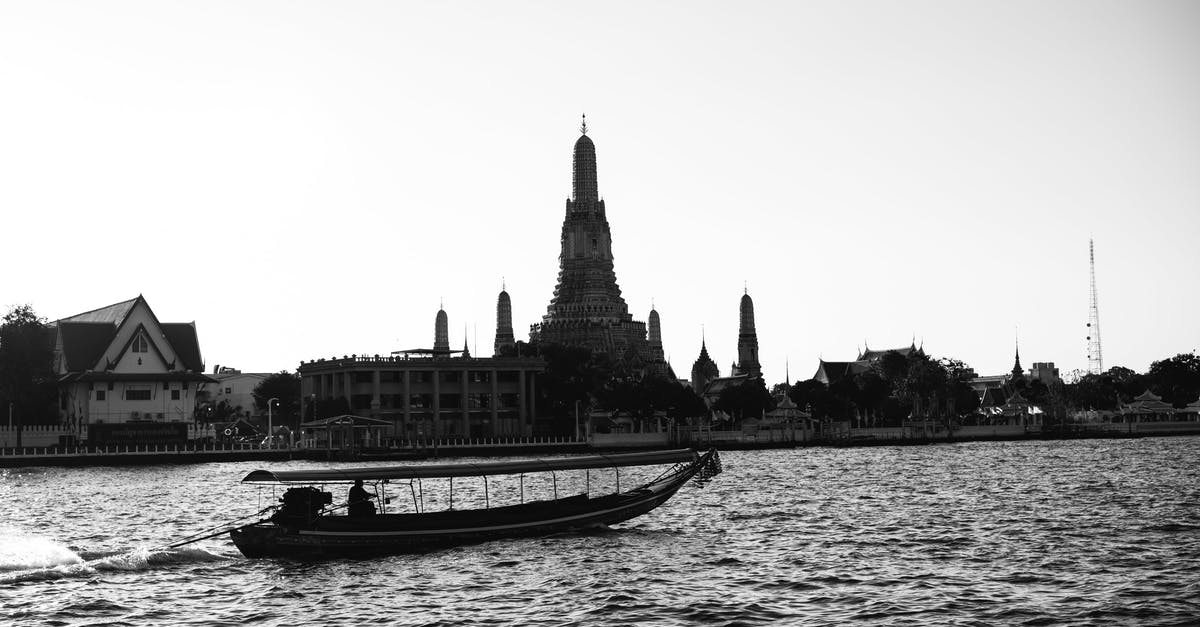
52,295,215,438
298,299,544,439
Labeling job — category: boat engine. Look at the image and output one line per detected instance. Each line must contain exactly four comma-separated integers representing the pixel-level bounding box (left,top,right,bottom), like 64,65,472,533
272,486,333,523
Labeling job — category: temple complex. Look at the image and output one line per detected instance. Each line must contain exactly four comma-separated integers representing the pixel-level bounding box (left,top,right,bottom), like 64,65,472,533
529,118,650,363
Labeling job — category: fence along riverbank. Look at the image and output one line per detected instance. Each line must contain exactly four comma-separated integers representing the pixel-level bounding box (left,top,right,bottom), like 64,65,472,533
3,422,1200,468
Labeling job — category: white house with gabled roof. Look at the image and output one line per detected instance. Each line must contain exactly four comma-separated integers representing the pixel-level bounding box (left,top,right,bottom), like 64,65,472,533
51,295,216,428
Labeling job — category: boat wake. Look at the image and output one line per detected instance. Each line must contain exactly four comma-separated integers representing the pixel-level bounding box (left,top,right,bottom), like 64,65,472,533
0,531,83,572
0,531,229,585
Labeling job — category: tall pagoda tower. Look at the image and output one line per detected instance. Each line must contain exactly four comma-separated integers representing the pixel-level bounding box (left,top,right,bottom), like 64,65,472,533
734,290,761,378
529,117,649,361
494,286,515,356
434,305,450,353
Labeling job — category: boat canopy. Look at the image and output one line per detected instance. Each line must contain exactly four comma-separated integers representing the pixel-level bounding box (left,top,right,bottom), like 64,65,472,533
241,449,699,483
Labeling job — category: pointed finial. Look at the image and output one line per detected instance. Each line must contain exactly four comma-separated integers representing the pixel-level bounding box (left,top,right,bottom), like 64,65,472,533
440,297,444,310
580,113,588,135
744,280,748,295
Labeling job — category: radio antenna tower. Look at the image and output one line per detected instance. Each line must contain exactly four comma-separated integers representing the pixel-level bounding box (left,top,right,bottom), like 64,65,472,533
1086,238,1103,374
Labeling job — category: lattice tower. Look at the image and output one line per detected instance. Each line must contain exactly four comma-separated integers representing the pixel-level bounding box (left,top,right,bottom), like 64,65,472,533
1086,239,1103,374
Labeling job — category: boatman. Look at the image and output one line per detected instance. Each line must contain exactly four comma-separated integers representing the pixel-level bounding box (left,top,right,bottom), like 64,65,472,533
347,479,376,516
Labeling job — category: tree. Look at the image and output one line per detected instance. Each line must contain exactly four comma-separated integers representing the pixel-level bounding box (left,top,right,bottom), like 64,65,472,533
253,371,302,427
1147,352,1200,407
0,304,57,425
1106,366,1146,403
533,343,614,434
789,379,833,419
1065,372,1120,410
939,358,981,418
713,377,776,422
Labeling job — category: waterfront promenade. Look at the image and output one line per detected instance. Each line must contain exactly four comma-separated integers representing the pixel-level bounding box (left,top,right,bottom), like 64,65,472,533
3,421,1199,468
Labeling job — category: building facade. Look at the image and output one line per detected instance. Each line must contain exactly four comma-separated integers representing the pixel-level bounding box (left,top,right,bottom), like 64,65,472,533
52,295,214,429
299,306,544,439
299,353,544,439
198,368,269,420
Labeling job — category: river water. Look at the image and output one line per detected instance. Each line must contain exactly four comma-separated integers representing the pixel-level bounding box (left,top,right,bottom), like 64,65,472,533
2,437,1198,626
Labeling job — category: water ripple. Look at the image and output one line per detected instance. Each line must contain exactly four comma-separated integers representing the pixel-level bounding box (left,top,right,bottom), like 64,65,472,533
1,437,1199,625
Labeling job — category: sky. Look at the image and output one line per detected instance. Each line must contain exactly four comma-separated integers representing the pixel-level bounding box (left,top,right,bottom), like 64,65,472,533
2,1,1198,384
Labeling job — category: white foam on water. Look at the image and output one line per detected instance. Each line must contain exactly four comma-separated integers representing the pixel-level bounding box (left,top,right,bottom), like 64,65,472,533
0,530,84,571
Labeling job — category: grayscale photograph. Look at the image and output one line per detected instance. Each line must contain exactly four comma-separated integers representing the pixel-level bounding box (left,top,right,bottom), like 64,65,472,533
2,1,1198,625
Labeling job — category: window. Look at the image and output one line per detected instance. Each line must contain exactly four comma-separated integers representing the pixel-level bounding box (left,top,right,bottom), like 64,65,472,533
132,333,148,353
497,371,520,383
126,389,152,401
410,371,431,384
468,393,491,409
96,390,106,401
439,371,461,383
171,390,181,401
469,371,491,383
225,387,232,394
354,372,374,384
439,394,461,409
409,394,432,409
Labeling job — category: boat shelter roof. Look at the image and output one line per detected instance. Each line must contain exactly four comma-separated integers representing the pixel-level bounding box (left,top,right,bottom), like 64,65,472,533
241,449,698,483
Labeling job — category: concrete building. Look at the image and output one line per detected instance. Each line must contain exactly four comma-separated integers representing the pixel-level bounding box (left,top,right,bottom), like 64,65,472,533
199,368,269,420
298,306,544,440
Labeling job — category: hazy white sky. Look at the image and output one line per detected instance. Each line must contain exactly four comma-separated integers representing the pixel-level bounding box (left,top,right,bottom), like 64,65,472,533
2,1,1198,382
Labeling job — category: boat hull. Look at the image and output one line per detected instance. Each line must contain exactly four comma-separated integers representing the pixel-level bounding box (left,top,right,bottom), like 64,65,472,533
230,450,715,559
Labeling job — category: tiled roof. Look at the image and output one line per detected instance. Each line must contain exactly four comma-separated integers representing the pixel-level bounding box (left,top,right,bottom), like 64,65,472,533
814,360,872,384
58,322,116,372
57,297,139,325
858,344,919,361
161,323,204,372
55,296,207,375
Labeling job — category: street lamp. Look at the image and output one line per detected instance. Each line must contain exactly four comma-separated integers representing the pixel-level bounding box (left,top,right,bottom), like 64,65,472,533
267,397,279,448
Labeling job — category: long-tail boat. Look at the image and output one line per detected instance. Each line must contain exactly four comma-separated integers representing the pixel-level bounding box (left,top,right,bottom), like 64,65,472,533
230,448,721,559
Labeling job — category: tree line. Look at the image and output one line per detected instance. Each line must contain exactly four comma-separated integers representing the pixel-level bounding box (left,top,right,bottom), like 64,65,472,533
781,350,1200,427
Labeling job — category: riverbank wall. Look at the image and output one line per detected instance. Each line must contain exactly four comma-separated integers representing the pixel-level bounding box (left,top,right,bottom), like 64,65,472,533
2,423,1198,468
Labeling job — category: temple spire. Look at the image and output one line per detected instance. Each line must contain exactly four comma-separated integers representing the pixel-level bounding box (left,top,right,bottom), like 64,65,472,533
494,286,515,356
571,119,599,203
735,290,761,378
434,305,450,353
1011,329,1023,378
580,113,588,135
